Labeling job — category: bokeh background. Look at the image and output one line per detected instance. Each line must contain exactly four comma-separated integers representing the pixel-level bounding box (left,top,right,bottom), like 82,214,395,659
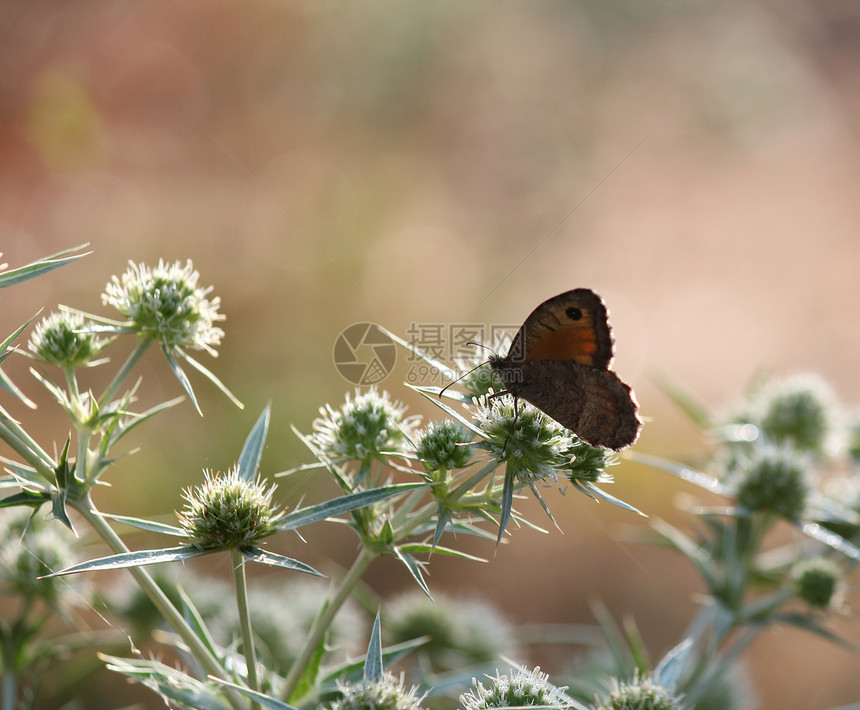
2,1,860,707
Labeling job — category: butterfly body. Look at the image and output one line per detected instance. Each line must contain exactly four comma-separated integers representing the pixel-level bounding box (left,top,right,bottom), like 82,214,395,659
488,288,641,451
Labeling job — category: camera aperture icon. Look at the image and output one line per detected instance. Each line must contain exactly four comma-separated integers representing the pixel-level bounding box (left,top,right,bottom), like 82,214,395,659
333,323,396,385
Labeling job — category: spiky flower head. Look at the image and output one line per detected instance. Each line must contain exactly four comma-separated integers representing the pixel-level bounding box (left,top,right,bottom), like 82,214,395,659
475,395,573,487
743,374,840,456
416,420,473,474
460,667,573,709
102,259,224,353
328,672,426,710
729,445,810,520
598,670,682,710
28,310,108,367
312,387,420,465
177,466,282,550
791,557,842,610
560,440,616,484
0,510,78,604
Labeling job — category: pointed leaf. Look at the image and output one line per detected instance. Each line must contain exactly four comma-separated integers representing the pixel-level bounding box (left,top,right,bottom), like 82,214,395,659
178,586,222,661
51,439,74,531
0,490,51,509
0,365,36,409
321,637,428,689
237,406,270,482
274,483,424,533
209,677,298,710
391,546,432,598
653,638,693,690
364,611,384,683
579,481,647,516
290,631,326,705
629,452,730,495
101,654,232,710
0,314,38,360
101,513,186,537
175,348,244,409
240,547,323,576
771,612,859,651
496,467,516,544
289,424,353,492
162,347,202,415
377,325,451,373
104,396,185,449
800,521,860,561
432,507,452,548
408,384,486,438
590,599,635,675
397,543,486,563
652,518,718,591
528,481,558,526
0,243,89,288
47,545,209,577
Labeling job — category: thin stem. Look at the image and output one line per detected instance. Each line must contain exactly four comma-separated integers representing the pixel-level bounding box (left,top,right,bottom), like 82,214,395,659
99,337,152,407
75,495,246,710
0,410,56,479
62,367,92,485
231,549,260,710
281,546,378,702
2,671,16,710
684,625,761,706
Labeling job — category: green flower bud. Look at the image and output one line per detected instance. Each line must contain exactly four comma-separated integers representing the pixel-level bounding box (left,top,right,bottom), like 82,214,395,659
177,466,281,550
599,670,682,710
28,311,107,367
312,387,419,466
460,667,572,709
416,420,473,473
745,374,839,455
475,396,573,486
329,672,426,710
731,446,810,520
0,511,78,604
791,557,841,609
102,259,224,352
561,440,615,484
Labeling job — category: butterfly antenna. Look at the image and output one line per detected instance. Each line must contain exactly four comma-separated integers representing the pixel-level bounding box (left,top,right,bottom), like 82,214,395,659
438,342,497,398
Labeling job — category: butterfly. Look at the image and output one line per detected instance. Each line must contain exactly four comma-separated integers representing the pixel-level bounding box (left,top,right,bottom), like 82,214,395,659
488,289,641,450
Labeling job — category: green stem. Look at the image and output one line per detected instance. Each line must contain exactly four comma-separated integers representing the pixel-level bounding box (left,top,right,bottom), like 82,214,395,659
76,495,246,710
281,546,378,702
684,625,760,705
62,367,92,485
2,671,16,710
0,410,56,479
231,549,260,710
99,337,152,407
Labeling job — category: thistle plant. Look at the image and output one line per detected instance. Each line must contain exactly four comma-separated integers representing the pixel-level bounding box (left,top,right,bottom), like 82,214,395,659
0,248,857,710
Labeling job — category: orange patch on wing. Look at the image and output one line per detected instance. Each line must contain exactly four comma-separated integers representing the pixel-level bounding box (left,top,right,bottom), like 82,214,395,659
527,326,598,365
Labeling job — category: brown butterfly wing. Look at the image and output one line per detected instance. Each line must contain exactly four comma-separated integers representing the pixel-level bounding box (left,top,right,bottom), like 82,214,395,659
506,289,613,369
492,288,640,449
510,360,641,450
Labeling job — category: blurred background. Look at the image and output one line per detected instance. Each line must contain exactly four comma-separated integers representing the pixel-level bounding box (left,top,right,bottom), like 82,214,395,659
2,1,860,707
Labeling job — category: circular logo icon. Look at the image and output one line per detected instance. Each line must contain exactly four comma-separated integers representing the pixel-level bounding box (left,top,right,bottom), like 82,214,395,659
333,323,396,385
